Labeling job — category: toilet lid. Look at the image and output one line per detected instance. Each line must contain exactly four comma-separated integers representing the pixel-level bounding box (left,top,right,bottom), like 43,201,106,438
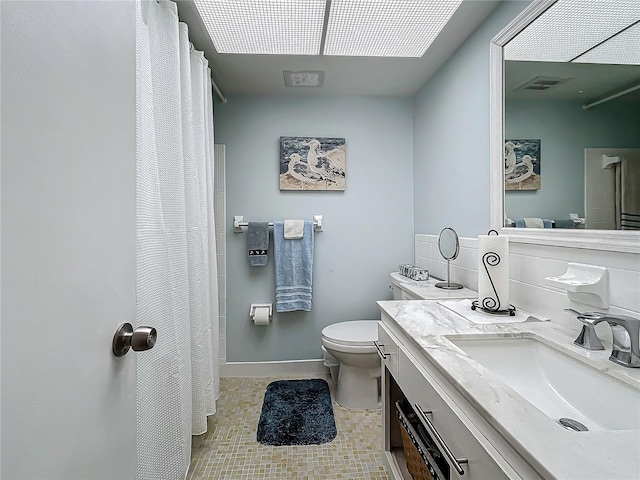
321,320,378,346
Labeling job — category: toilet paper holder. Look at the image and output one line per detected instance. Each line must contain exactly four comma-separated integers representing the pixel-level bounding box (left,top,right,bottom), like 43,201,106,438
249,303,273,320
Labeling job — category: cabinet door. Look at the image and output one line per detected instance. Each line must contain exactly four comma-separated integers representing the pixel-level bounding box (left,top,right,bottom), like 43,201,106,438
399,349,513,480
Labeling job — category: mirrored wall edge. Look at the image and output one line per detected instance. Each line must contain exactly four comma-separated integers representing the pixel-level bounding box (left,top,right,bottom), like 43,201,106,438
489,0,640,254
500,227,640,254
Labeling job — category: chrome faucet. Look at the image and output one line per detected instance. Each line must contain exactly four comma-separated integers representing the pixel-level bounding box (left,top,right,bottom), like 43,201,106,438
566,309,640,368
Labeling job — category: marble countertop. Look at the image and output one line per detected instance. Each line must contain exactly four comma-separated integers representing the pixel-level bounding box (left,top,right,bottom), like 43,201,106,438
391,273,477,300
377,299,640,480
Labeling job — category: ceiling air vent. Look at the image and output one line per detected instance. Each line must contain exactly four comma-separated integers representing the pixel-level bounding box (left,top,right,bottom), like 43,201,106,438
517,76,571,92
284,70,325,87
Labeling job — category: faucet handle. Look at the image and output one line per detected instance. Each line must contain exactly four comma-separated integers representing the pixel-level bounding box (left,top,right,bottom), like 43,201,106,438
564,309,605,351
564,309,607,325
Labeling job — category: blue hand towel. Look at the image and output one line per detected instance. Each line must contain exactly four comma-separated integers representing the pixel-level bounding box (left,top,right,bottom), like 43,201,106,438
274,220,314,312
248,222,269,266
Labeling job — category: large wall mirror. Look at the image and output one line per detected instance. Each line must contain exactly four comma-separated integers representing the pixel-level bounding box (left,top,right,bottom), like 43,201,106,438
490,0,640,253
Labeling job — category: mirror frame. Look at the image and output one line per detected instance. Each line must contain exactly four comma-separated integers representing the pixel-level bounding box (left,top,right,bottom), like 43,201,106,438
489,0,640,254
438,227,460,261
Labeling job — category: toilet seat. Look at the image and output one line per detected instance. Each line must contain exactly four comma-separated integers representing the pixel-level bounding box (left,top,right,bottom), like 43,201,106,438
321,320,378,353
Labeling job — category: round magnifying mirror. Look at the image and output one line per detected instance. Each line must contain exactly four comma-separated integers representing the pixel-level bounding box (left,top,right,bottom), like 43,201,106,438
438,227,459,260
435,227,463,290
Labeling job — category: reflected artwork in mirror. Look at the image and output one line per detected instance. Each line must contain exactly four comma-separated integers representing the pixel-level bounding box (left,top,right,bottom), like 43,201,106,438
490,0,640,253
435,227,463,290
504,138,541,191
502,0,640,231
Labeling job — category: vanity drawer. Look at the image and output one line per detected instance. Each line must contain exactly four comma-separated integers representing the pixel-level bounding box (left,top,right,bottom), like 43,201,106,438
398,348,512,480
377,322,400,379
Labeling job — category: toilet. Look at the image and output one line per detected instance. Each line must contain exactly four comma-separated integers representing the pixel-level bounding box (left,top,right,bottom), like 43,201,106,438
321,320,381,410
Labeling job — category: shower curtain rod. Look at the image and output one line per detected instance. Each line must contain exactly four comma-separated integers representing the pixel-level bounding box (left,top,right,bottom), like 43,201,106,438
582,82,640,110
187,42,227,104
211,76,227,104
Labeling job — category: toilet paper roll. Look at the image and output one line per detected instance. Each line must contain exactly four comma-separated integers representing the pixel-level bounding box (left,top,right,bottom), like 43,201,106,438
477,233,509,311
253,306,271,326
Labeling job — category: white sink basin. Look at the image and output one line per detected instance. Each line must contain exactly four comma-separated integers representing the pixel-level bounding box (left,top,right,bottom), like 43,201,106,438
448,335,640,432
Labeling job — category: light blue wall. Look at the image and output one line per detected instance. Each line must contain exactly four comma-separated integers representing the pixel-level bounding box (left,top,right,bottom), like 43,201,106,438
214,2,538,362
215,95,414,361
505,99,640,219
412,1,531,237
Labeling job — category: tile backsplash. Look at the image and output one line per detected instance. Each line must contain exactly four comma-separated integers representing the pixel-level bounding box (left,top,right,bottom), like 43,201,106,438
415,234,640,342
214,144,227,364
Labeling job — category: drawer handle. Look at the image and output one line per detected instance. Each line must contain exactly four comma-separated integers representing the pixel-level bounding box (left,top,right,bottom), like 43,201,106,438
414,403,468,475
373,341,389,359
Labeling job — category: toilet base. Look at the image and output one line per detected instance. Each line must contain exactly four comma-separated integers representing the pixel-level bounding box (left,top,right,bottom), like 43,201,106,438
335,364,381,410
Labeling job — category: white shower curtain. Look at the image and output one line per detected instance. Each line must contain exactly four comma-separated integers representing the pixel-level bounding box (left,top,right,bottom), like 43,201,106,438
136,1,219,479
179,23,220,435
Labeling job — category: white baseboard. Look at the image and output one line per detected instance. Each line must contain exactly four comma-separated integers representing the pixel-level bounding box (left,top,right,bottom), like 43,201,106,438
220,359,328,378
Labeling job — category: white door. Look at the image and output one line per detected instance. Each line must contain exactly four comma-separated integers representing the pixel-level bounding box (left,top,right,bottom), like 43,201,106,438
585,148,640,229
1,1,138,478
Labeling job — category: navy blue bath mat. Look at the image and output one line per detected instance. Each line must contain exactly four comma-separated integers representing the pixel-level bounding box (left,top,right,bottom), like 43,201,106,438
257,379,337,446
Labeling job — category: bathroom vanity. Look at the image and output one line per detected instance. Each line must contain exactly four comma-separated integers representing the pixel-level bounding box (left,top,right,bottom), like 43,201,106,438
376,300,640,480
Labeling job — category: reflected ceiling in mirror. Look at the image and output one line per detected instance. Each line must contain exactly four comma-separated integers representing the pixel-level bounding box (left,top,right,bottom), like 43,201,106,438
503,0,640,231
504,0,640,65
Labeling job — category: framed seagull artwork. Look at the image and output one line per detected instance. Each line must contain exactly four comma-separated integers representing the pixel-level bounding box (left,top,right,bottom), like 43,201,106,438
504,138,541,191
279,136,346,191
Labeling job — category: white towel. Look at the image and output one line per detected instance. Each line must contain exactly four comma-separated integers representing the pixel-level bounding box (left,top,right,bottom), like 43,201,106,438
284,219,304,239
523,217,544,228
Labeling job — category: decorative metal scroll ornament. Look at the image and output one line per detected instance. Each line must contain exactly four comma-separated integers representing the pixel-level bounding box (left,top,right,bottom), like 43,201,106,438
471,229,516,316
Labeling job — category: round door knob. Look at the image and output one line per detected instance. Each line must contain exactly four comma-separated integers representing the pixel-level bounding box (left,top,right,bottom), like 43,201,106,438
131,326,157,351
112,323,157,357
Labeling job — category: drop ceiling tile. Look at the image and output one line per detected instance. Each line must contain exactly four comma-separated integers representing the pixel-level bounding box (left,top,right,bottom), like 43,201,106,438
194,0,326,55
323,0,463,57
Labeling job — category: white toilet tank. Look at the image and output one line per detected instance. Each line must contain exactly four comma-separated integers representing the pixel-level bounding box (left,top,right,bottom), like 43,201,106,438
390,272,410,300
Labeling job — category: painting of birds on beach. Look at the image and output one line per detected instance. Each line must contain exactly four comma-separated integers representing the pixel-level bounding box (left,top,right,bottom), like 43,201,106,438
280,136,346,191
504,139,541,191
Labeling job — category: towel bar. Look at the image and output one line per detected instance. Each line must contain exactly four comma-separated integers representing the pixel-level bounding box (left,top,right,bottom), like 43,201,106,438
233,215,323,233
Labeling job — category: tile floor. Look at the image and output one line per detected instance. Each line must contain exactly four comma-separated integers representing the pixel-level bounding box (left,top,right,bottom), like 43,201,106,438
186,376,390,479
